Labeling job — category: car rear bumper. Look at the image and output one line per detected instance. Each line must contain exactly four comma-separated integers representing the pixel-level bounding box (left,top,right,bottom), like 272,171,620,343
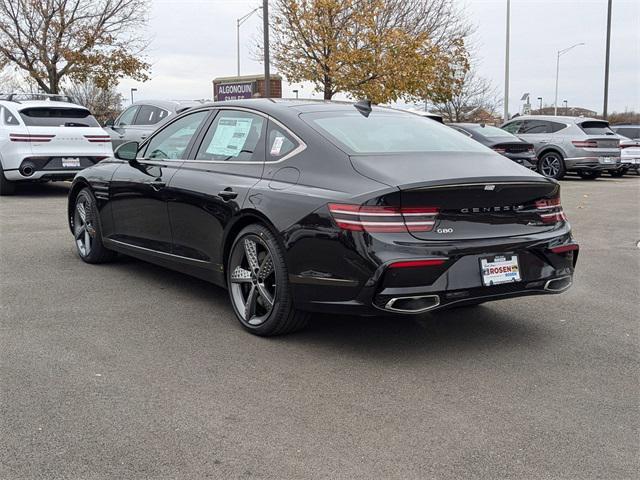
565,156,621,171
504,152,538,169
3,156,105,181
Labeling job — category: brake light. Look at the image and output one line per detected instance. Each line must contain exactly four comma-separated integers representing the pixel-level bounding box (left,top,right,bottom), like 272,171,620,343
9,134,55,142
572,140,598,148
534,196,567,224
388,259,446,268
550,244,579,254
328,204,439,233
492,147,507,154
84,135,112,143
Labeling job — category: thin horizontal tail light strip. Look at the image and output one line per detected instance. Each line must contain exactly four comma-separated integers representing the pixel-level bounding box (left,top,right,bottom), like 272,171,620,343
534,196,566,224
84,135,112,143
9,134,55,142
328,204,439,233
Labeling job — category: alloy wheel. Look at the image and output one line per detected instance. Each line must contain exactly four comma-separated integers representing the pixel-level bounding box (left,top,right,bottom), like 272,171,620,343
229,235,277,326
540,155,561,177
73,198,95,257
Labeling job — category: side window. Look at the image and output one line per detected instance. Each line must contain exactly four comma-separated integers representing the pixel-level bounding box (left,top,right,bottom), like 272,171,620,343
267,121,300,161
502,121,521,134
2,106,20,126
142,111,209,160
135,105,166,126
116,106,138,127
549,121,567,133
195,110,266,161
521,120,550,134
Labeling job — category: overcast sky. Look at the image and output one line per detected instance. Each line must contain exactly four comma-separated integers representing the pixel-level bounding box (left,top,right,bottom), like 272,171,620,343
118,0,639,115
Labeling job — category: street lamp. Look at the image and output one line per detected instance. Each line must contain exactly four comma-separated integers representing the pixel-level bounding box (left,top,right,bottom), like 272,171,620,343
292,89,299,99
503,0,511,122
130,88,137,104
236,6,262,77
537,97,543,112
563,100,568,115
554,42,585,116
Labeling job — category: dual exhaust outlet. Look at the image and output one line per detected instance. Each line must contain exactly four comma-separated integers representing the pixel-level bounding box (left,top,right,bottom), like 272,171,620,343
383,275,572,313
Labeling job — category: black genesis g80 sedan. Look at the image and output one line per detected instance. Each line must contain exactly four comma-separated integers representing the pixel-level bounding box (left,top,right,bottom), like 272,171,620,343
67,99,578,336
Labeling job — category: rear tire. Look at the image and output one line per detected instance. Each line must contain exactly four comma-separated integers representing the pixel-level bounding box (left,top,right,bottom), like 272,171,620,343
538,152,566,179
609,168,626,178
0,169,16,196
578,170,601,180
227,224,308,336
71,188,117,263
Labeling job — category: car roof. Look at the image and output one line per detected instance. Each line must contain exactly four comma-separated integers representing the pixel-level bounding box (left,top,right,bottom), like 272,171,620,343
130,99,208,111
0,99,88,110
508,115,604,123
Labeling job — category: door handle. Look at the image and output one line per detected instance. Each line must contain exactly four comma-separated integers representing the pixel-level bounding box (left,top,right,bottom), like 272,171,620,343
219,188,238,201
146,180,166,191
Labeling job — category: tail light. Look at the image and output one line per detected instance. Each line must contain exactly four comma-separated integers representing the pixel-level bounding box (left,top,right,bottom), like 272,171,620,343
388,259,446,268
328,204,439,233
9,134,55,142
527,146,535,153
492,147,507,154
84,135,112,143
572,140,598,148
534,195,567,224
549,244,579,254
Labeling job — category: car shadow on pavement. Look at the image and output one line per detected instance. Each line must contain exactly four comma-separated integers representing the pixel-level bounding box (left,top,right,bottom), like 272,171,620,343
112,254,548,358
4,181,71,197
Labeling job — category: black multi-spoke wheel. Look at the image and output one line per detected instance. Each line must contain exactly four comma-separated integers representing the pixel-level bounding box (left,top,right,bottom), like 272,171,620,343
71,188,116,263
227,224,308,336
538,152,566,179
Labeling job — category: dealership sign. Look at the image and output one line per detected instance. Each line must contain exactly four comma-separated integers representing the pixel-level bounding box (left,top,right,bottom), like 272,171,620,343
216,81,255,101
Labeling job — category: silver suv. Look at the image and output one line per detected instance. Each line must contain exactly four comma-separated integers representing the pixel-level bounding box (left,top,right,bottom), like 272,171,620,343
501,115,621,179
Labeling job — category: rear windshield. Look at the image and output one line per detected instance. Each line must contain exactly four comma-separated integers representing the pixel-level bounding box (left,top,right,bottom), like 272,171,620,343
578,121,615,136
466,125,516,139
19,107,100,127
613,127,640,139
302,111,488,154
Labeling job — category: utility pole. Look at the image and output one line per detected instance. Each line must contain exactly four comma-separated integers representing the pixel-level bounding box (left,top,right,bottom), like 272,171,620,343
603,0,612,118
236,7,262,78
263,0,271,98
503,0,510,122
554,43,584,116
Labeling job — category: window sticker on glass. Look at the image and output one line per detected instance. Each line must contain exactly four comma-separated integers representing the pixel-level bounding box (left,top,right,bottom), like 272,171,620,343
271,136,285,156
207,117,253,157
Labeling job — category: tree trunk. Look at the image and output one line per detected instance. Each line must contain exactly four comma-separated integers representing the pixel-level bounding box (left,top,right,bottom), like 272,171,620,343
323,73,333,100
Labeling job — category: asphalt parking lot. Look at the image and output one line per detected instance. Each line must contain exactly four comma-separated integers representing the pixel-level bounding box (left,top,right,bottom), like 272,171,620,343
1,176,638,479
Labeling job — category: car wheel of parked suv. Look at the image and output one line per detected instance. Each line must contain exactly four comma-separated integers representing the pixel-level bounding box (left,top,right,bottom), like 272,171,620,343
71,188,117,263
578,171,601,180
227,224,309,336
609,169,626,178
538,151,566,179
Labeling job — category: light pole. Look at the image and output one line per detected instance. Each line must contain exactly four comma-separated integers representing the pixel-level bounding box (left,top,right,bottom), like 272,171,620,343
263,0,270,98
554,42,584,116
503,0,510,122
130,88,137,104
603,0,612,118
236,6,262,78
293,89,299,99
537,97,543,112
563,100,568,115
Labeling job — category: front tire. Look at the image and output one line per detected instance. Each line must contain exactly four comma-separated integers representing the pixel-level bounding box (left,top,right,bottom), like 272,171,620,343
71,188,116,263
578,170,601,180
227,224,308,336
538,152,566,179
0,169,16,195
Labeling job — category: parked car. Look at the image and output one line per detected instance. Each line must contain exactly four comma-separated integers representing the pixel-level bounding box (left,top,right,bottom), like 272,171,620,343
0,93,112,195
610,125,640,176
449,123,538,170
104,99,206,148
501,115,621,180
67,99,578,336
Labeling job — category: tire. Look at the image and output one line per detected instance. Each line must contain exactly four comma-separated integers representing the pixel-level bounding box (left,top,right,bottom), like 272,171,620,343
0,169,16,195
70,188,117,263
578,170,601,180
226,224,308,336
538,151,566,179
609,168,626,178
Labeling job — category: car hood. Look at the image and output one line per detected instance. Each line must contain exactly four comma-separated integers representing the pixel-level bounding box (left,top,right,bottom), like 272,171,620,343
349,151,544,189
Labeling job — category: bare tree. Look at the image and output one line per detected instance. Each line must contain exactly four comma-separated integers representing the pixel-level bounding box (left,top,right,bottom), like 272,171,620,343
64,81,123,125
0,0,150,94
430,68,502,123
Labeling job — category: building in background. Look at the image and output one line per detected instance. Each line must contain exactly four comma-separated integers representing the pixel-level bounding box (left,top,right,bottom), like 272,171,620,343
212,74,282,101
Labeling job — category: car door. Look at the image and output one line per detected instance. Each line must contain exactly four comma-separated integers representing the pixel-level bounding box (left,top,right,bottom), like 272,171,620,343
108,109,210,253
517,120,553,151
167,108,267,276
106,105,139,148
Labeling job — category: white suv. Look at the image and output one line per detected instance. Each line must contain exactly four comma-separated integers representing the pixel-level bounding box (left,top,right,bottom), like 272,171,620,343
0,94,113,195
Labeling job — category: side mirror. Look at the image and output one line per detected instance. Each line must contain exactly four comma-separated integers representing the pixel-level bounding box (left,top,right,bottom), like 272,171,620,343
114,141,140,162
104,118,115,127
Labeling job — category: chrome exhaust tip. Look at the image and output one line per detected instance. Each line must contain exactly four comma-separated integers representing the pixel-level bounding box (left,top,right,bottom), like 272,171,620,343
20,162,36,177
544,275,573,292
385,294,440,313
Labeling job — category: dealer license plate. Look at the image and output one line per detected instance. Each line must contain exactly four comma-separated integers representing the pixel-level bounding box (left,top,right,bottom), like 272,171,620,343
62,157,81,168
480,255,521,286
599,156,614,164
